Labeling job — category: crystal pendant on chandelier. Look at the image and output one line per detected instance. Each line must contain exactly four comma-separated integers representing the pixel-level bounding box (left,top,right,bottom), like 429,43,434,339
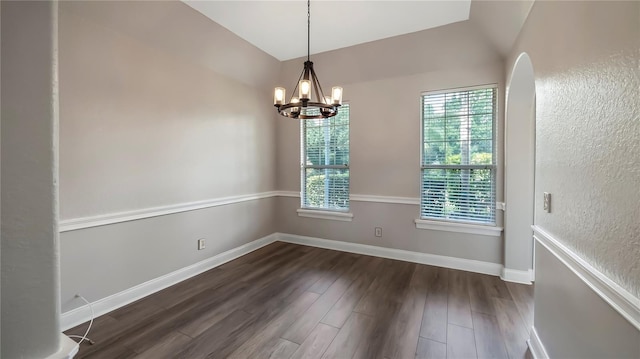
273,0,342,119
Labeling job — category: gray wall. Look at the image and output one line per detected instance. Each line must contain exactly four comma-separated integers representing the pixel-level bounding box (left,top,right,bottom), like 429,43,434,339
61,199,276,312
508,0,640,356
276,21,506,264
510,0,639,299
1,1,61,357
54,5,640,358
58,1,280,312
59,1,279,219
503,53,535,273
534,242,639,358
278,198,502,264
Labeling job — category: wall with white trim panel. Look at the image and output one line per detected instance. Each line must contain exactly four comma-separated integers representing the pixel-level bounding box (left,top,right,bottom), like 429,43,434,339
58,1,280,312
278,198,503,265
1,1,65,357
275,23,507,265
507,1,640,357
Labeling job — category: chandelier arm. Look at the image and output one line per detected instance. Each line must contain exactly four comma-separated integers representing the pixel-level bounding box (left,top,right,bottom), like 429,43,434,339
309,65,327,102
310,67,323,103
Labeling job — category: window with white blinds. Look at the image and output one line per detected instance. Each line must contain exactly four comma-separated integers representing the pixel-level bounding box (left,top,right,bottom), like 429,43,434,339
301,104,350,211
421,87,496,224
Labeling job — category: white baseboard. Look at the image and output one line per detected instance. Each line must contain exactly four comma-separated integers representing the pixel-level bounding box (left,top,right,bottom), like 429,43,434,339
527,326,549,359
276,233,502,276
61,231,528,331
60,233,278,331
44,334,79,359
500,267,534,285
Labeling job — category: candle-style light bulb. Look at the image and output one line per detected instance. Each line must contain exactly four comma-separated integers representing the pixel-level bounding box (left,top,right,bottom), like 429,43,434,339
274,87,285,105
331,86,343,105
291,96,300,115
299,80,311,100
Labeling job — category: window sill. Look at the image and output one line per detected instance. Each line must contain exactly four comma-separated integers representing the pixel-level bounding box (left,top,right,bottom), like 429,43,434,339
297,208,353,222
415,219,503,237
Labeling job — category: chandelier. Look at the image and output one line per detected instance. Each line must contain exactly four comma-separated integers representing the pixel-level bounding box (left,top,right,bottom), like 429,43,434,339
273,0,343,119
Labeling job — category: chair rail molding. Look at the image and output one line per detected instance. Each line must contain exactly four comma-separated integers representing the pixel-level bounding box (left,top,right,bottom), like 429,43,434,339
60,191,281,232
533,225,640,331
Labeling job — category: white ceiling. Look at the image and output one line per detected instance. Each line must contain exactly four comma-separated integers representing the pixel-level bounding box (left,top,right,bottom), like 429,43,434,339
183,1,472,61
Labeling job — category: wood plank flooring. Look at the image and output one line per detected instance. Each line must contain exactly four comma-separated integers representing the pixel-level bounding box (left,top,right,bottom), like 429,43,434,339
66,242,534,359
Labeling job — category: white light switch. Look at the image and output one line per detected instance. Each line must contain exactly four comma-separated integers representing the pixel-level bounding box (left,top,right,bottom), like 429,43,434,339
543,192,551,213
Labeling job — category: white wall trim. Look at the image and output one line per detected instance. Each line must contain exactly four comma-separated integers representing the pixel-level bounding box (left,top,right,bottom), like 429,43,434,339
279,191,420,205
62,192,503,232
527,326,549,359
276,232,502,276
274,190,300,198
415,219,503,237
533,225,640,331
350,194,419,205
60,233,278,331
280,192,503,211
60,191,280,232
500,267,534,285
296,209,354,222
60,192,416,232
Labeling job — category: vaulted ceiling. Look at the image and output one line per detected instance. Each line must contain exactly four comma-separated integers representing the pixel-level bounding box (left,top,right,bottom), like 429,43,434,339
183,0,534,61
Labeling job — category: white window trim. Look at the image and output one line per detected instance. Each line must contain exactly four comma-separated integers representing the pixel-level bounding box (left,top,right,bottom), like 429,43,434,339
300,103,350,212
415,218,503,237
297,208,353,222
419,84,499,225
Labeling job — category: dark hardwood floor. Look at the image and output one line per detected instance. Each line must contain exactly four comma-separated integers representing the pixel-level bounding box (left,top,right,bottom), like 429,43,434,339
66,242,534,359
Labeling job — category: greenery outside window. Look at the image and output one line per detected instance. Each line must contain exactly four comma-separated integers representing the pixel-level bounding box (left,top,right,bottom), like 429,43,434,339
301,104,350,211
421,86,497,224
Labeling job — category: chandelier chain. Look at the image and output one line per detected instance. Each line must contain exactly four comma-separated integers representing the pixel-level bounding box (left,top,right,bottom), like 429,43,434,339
307,0,311,62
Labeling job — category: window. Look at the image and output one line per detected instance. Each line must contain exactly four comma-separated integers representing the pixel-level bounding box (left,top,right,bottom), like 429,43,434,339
301,104,350,211
421,86,497,225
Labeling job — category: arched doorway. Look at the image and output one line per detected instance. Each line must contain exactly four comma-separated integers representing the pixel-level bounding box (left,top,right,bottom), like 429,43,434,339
502,53,536,284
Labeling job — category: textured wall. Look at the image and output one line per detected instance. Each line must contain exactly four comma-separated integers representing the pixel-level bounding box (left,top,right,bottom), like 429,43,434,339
58,1,280,311
510,0,639,297
536,52,639,295
1,1,61,357
507,2,640,356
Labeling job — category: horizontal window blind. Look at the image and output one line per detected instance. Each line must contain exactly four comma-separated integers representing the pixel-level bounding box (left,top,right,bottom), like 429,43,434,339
421,87,496,224
302,104,350,210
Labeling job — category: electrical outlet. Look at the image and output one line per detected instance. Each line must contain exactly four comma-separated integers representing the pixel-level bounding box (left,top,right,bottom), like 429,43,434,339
543,192,551,213
375,227,382,237
197,238,206,250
